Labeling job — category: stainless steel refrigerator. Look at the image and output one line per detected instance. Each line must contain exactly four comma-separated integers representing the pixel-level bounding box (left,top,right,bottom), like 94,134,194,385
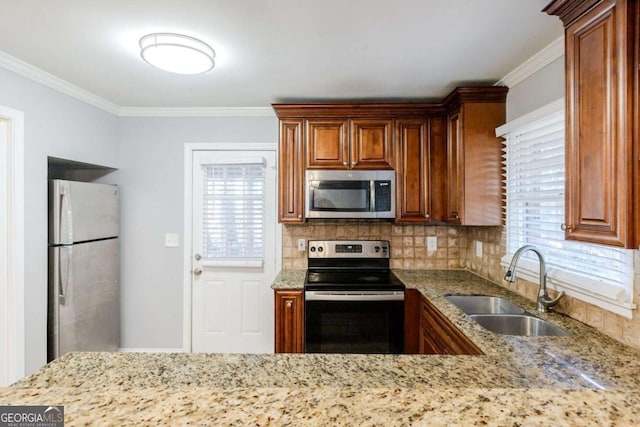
48,179,119,361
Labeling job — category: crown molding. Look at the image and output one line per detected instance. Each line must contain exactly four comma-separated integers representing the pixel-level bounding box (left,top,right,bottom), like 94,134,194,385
0,50,275,118
496,36,565,88
0,50,120,115
118,107,275,117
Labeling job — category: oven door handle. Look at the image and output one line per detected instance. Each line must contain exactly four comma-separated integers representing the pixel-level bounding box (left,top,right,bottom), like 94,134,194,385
305,291,404,302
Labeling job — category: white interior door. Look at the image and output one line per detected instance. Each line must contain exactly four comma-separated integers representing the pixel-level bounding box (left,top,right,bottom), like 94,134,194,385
191,150,277,353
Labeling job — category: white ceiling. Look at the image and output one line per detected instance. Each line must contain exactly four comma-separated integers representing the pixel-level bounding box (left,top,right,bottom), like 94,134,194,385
0,0,562,108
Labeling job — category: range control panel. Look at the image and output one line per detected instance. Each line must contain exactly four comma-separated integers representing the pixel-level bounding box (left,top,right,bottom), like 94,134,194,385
308,240,390,258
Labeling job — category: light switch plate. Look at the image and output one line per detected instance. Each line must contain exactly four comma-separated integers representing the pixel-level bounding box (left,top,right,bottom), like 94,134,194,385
426,236,437,252
165,233,180,248
476,241,483,258
297,239,306,251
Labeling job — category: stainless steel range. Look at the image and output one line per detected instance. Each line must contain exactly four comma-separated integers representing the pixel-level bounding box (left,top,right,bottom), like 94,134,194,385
304,240,405,354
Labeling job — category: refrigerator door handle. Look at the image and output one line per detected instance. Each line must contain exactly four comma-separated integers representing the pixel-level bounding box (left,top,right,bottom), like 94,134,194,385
59,246,69,305
59,182,73,245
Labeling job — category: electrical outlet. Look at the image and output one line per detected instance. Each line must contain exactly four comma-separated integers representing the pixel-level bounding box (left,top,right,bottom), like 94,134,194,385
476,241,483,258
297,239,306,251
426,236,437,252
165,233,179,248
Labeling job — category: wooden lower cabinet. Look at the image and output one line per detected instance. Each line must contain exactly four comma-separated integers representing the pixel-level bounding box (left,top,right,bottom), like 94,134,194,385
274,290,304,353
404,289,482,355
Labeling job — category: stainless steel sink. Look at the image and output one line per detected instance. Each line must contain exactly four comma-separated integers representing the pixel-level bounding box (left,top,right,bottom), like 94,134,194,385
469,314,568,337
445,295,526,315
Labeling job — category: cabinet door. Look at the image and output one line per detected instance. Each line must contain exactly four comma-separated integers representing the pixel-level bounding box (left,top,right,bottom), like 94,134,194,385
429,117,448,223
278,120,305,222
395,119,430,222
350,119,394,169
274,290,304,353
446,110,463,224
420,296,482,356
306,119,349,169
564,0,633,246
419,319,444,354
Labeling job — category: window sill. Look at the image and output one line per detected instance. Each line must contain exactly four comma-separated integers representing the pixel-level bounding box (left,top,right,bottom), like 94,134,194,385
500,255,635,319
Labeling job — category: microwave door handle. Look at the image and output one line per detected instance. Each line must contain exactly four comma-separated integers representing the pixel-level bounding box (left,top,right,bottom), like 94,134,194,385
370,181,375,212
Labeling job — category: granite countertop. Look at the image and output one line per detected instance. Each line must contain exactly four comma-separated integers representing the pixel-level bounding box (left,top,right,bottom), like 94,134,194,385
2,269,639,425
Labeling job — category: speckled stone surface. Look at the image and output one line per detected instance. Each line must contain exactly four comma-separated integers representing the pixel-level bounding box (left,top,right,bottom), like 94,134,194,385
2,269,639,425
270,269,306,289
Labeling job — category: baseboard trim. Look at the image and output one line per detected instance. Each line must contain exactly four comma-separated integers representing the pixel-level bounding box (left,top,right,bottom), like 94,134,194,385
118,348,185,353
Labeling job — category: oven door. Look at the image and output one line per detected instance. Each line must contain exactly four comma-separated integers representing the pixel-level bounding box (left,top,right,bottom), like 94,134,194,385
304,291,404,354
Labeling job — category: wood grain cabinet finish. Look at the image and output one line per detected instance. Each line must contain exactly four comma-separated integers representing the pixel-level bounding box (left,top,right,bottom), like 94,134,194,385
395,119,431,222
545,0,639,247
306,118,393,170
278,120,305,223
419,295,483,356
305,119,349,169
404,289,482,355
350,119,394,169
272,89,506,224
444,88,507,226
274,290,304,353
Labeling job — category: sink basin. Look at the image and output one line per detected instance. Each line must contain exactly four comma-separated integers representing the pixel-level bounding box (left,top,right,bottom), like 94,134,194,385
445,295,526,315
469,314,568,337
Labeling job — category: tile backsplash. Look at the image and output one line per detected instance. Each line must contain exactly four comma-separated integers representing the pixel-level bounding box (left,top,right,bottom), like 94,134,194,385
282,222,640,350
282,221,464,270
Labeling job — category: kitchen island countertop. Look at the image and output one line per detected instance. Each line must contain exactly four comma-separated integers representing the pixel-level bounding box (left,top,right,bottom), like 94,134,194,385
2,269,640,425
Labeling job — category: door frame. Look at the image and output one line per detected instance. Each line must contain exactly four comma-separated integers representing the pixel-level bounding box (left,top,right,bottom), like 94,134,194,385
182,142,281,353
0,105,25,385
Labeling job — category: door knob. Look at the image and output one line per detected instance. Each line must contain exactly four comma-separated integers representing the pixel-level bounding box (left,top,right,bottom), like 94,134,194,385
193,268,202,276
194,253,202,261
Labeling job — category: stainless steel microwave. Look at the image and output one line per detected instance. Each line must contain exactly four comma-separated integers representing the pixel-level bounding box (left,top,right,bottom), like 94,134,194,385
305,170,396,219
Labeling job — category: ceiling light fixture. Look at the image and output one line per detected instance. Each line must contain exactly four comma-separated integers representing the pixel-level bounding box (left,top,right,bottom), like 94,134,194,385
139,33,215,75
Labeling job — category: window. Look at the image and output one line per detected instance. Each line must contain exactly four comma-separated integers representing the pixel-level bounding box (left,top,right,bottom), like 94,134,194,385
201,160,265,267
499,101,635,318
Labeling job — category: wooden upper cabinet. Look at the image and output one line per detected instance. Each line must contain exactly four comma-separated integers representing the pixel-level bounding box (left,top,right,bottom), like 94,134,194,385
444,88,507,226
306,118,393,170
306,119,349,169
545,0,639,247
272,93,507,224
446,110,463,224
395,119,431,222
350,119,394,169
278,120,305,222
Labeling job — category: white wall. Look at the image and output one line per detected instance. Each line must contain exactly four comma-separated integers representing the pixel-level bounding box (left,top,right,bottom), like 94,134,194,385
0,69,119,375
506,56,565,121
115,116,277,349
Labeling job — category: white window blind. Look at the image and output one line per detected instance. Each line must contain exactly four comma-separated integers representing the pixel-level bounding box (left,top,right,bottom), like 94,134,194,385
501,107,635,317
201,160,265,267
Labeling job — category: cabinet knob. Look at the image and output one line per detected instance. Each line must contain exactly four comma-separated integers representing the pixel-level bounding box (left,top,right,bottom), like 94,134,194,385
351,161,358,167
425,214,430,219
343,161,348,166
561,223,572,232
297,214,302,219
286,301,293,308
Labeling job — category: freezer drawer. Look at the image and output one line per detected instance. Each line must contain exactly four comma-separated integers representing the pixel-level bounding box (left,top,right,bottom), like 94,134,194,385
49,179,119,245
48,238,119,361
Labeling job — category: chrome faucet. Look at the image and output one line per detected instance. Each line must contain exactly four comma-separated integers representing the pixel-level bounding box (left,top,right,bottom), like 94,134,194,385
504,245,564,313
